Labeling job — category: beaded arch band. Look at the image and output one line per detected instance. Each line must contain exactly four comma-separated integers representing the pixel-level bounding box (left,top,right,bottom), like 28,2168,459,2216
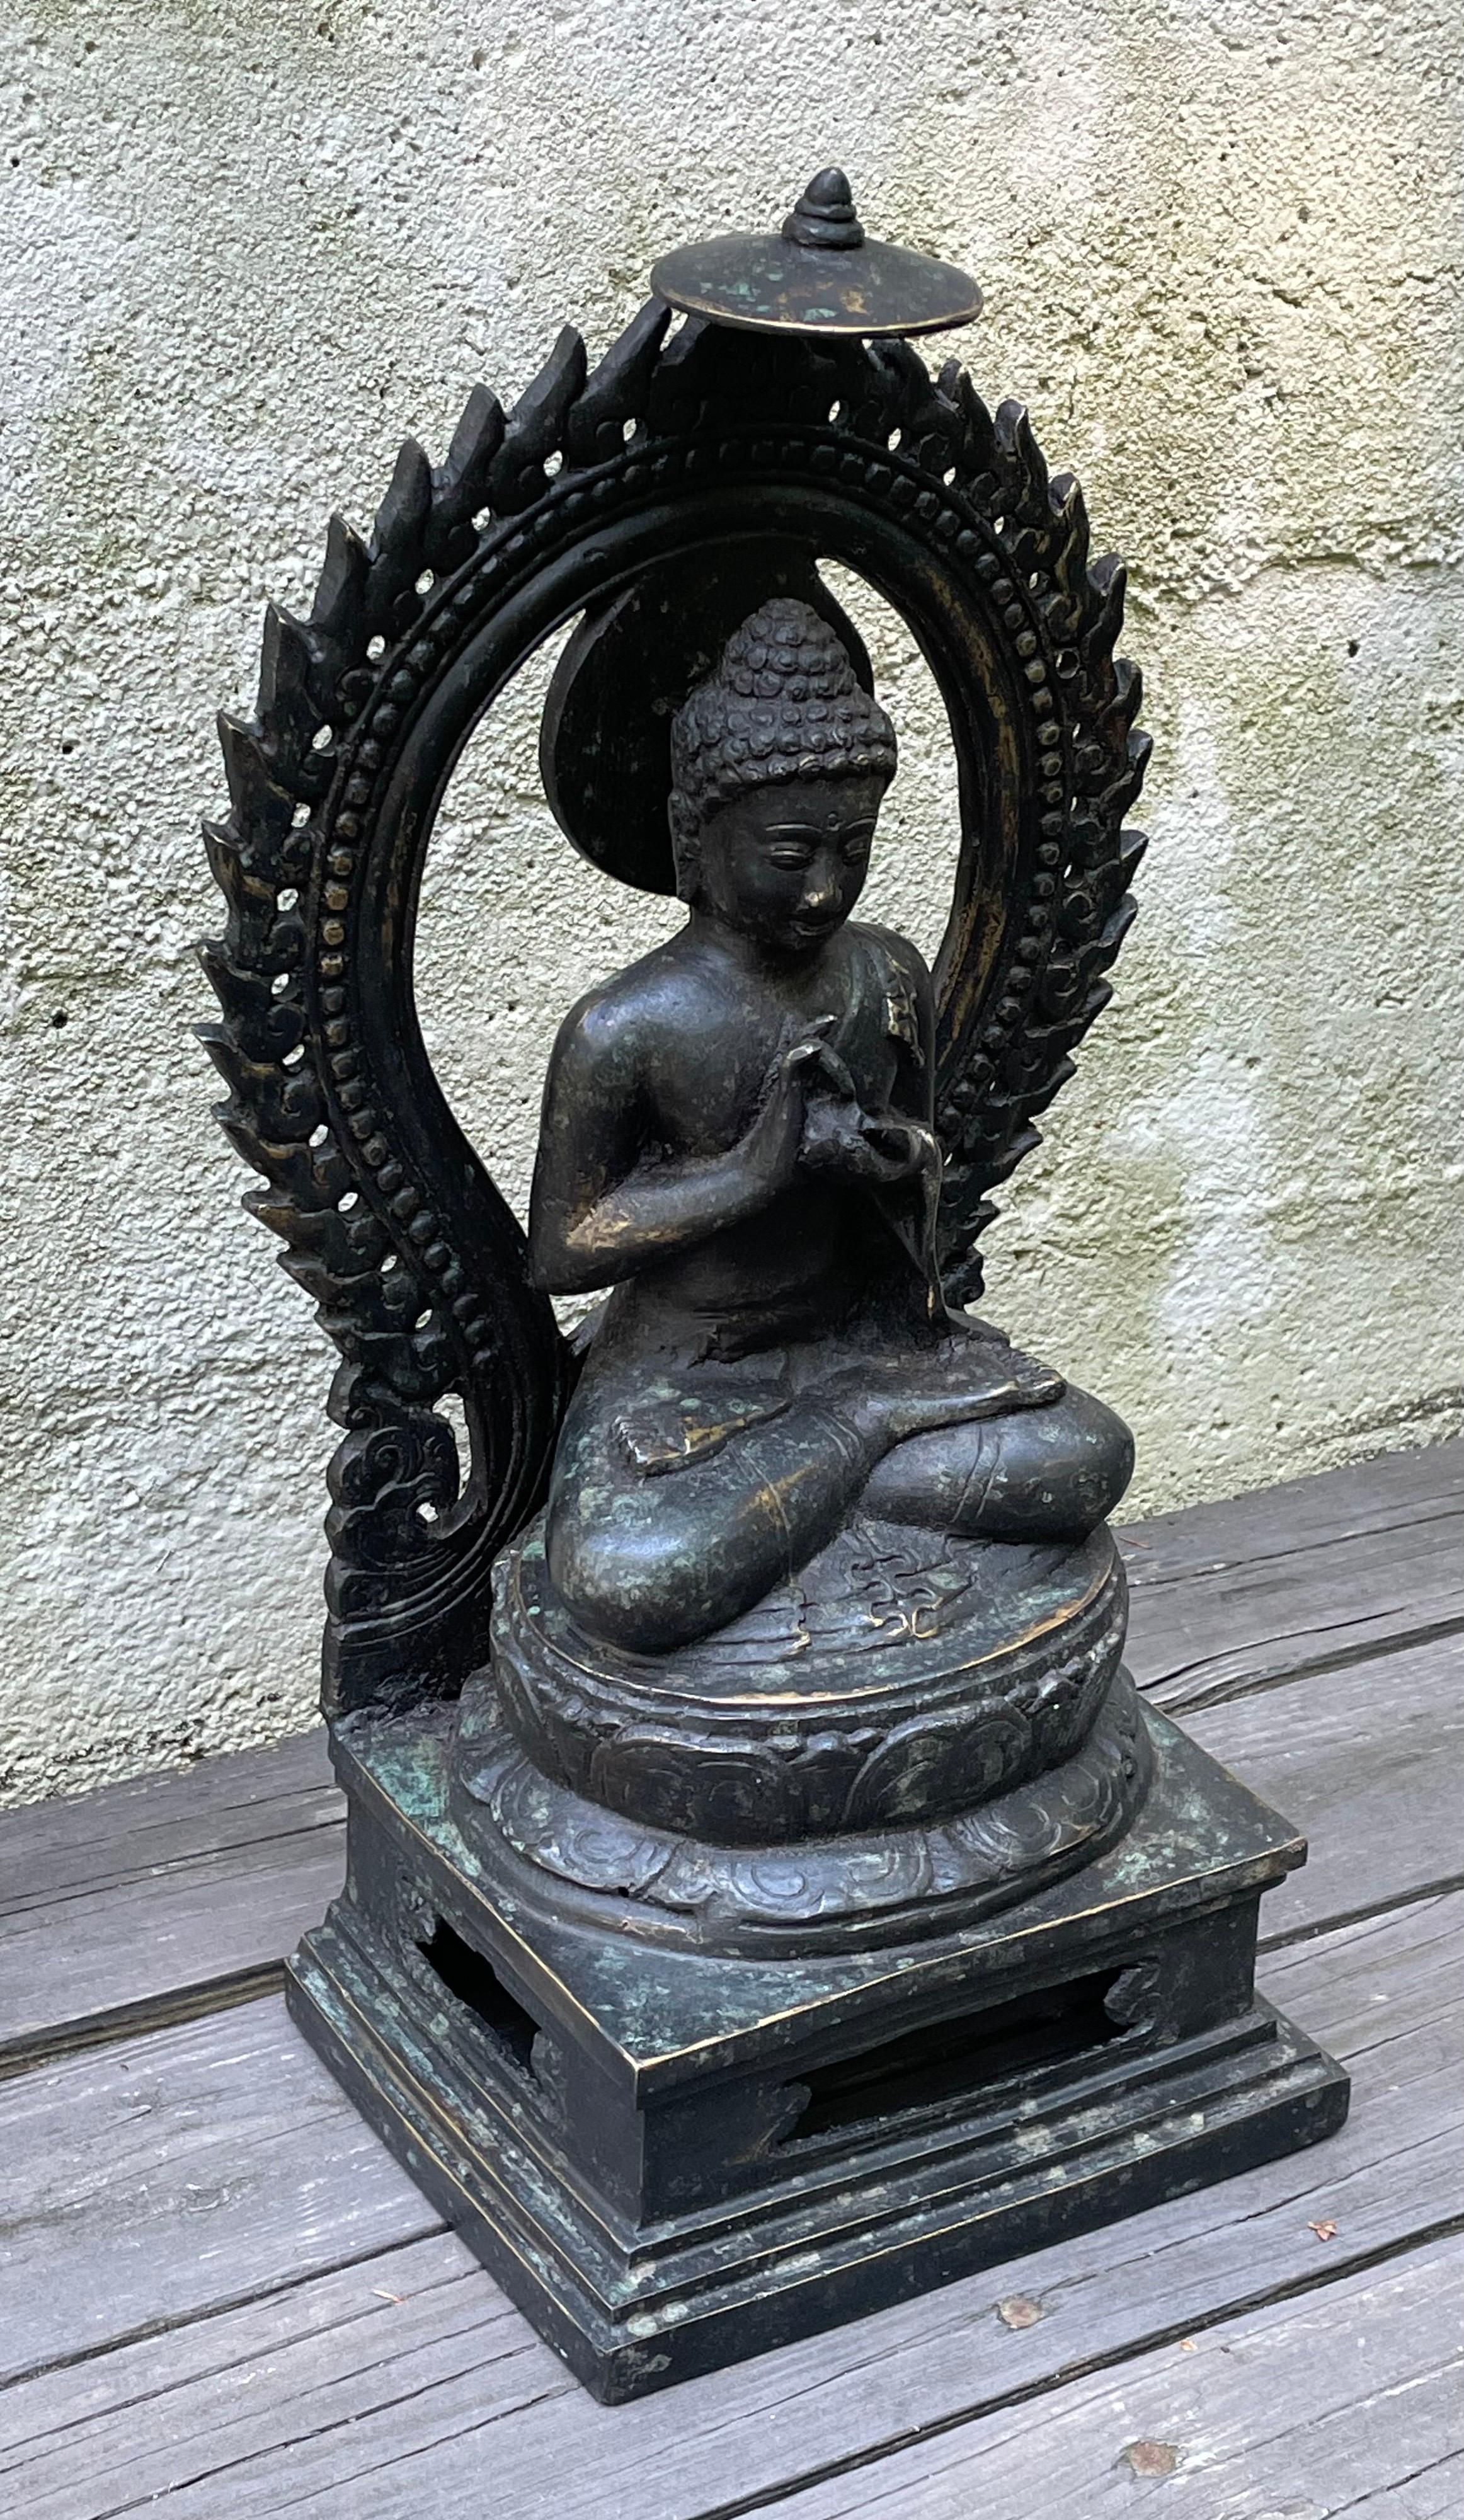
202,307,1148,1718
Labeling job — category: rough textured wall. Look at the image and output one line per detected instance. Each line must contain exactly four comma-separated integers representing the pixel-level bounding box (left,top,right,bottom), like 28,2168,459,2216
3,0,1462,1804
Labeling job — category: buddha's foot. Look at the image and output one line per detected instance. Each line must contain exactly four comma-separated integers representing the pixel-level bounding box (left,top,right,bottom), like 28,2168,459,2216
825,1341,1063,1449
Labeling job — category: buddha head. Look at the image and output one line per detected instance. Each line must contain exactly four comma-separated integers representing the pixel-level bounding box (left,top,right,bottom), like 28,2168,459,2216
668,598,896,954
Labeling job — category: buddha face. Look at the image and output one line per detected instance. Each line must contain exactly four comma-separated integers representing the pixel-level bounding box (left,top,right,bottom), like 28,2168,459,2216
689,772,887,956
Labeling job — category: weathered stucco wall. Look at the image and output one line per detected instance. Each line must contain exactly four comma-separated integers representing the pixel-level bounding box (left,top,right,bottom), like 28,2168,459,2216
3,0,1462,1804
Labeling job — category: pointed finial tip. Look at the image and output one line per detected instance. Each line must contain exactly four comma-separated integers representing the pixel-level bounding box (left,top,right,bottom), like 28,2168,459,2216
783,167,864,251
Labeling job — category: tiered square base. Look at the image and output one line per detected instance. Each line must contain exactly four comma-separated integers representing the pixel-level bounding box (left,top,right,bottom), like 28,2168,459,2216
286,1703,1349,2401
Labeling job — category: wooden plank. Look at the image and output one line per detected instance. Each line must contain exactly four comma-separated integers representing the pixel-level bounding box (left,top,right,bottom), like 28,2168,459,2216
1124,1482,1464,1714
768,2233,1464,2518
0,1996,441,2391
0,1732,343,2078
0,1731,332,1904
1191,1627,1464,1946
2,1887,1458,2518
1118,1431,1464,1585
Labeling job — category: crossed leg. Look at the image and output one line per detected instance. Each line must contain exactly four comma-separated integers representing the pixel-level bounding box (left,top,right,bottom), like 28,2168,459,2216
546,1328,1130,1656
862,1383,1133,1540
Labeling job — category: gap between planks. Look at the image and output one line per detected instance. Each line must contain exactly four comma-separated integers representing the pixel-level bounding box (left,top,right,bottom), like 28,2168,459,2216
0,1962,282,2081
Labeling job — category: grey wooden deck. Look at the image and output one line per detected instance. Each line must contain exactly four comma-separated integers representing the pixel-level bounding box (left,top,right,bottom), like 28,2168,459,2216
3,1439,1462,2517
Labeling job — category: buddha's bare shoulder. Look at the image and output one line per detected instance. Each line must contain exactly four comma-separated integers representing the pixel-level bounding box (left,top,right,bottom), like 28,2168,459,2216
546,931,735,1079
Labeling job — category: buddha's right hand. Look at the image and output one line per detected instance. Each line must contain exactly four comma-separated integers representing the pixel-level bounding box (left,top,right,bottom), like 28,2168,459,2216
741,1026,841,1191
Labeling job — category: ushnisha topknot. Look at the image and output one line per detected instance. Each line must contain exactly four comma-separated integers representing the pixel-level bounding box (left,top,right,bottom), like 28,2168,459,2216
668,598,896,883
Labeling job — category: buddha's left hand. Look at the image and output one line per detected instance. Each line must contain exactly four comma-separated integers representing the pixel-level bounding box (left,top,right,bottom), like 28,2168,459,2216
801,1096,936,1186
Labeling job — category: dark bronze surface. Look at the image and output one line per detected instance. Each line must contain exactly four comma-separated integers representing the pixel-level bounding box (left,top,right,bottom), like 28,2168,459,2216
449,1661,1151,1956
205,173,1344,2404
651,168,983,339
483,1525,1129,1844
522,588,1133,1678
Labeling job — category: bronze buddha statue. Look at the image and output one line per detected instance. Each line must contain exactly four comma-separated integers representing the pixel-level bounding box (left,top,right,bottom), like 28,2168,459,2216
450,597,1145,1935
530,598,1133,1661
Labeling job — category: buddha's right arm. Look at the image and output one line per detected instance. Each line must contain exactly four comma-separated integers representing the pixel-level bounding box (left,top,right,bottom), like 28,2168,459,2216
532,1144,791,1293
527,1005,809,1295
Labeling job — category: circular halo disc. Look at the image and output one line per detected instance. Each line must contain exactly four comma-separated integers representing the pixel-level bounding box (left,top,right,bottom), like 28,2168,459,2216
539,543,874,896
